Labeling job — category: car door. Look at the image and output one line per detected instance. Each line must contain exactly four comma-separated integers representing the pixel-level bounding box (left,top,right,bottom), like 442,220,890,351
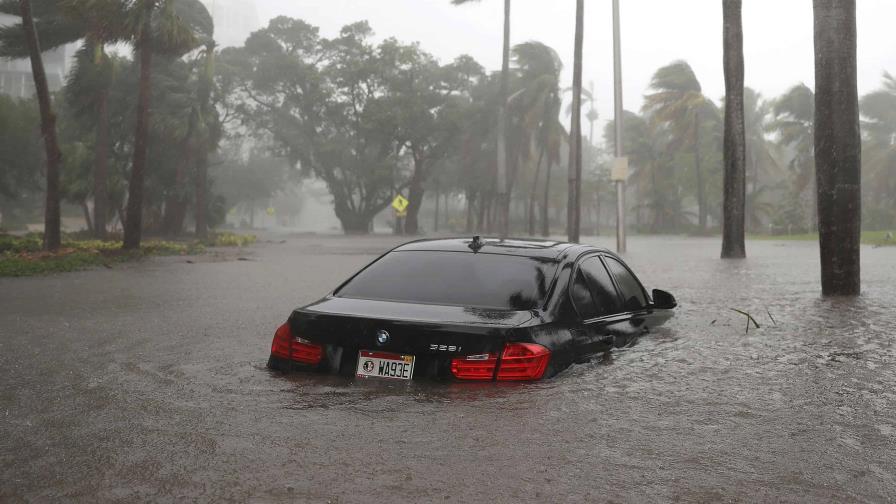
602,255,652,345
568,255,631,361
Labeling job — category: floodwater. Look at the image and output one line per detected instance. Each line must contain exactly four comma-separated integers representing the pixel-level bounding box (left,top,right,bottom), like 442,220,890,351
1,234,895,502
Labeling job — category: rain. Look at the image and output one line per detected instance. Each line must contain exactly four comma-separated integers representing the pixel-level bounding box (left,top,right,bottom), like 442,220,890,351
1,0,895,502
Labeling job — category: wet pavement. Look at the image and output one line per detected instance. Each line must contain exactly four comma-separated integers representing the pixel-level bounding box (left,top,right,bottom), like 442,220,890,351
2,234,896,503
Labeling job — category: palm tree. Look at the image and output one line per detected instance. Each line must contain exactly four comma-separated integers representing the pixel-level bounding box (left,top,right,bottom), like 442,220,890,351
813,0,860,296
452,0,511,238
743,87,778,231
769,84,815,231
62,1,128,240
0,0,63,250
122,0,211,249
859,73,896,229
643,61,713,231
20,0,63,250
1,0,131,240
567,0,584,243
721,0,746,258
510,41,563,237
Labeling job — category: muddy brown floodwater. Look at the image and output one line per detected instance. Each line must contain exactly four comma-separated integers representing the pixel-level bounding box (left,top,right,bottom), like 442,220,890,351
1,234,895,503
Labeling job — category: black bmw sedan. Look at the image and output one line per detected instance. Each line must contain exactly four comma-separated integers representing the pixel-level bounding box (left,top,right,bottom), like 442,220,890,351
268,236,676,381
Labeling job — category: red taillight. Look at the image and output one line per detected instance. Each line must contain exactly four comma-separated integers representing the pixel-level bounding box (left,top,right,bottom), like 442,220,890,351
496,343,550,381
450,342,550,381
270,322,323,365
450,353,498,380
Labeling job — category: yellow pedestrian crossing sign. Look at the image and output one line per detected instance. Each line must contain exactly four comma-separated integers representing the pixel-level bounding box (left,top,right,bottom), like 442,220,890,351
391,194,409,214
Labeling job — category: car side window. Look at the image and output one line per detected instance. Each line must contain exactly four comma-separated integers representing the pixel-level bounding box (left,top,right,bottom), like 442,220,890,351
579,257,623,317
570,270,598,320
604,257,647,312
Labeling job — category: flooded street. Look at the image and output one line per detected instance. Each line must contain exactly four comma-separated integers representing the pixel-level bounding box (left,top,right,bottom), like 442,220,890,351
2,235,896,502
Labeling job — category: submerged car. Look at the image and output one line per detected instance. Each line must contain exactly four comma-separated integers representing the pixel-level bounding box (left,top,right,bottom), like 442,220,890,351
268,237,676,381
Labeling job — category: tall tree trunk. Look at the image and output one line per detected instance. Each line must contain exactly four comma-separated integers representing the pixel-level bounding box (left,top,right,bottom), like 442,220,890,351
651,165,662,231
476,192,487,233
195,43,215,240
433,186,440,233
694,110,706,231
813,0,861,295
493,0,511,238
542,160,552,237
162,133,192,236
528,147,544,236
19,0,62,251
123,4,154,250
721,0,747,258
81,200,93,233
194,145,208,239
404,156,425,235
593,191,600,236
567,0,584,243
465,190,475,233
93,86,110,239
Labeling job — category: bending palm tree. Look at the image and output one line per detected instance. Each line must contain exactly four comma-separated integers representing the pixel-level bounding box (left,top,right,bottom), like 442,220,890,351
122,0,211,249
510,41,563,236
17,0,62,250
743,87,778,231
859,73,896,228
769,84,815,231
452,0,510,237
643,61,712,231
1,0,131,240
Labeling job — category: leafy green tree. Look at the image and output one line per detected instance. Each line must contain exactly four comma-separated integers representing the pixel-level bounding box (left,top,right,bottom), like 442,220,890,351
387,45,483,235
222,19,397,232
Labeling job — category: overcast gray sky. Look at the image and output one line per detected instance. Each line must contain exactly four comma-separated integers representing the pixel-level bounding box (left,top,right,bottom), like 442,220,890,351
251,0,896,141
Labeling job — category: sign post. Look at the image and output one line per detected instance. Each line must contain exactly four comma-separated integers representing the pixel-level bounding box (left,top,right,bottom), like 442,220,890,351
391,195,409,235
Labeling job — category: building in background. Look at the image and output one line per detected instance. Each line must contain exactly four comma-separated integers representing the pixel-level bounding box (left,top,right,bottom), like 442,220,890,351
0,13,73,99
201,0,260,48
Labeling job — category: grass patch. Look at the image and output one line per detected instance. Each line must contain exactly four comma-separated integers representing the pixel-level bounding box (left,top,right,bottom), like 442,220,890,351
0,232,259,277
748,230,895,246
207,231,256,247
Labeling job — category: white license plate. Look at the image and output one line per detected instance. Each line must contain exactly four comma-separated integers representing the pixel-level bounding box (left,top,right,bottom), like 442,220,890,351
356,350,415,380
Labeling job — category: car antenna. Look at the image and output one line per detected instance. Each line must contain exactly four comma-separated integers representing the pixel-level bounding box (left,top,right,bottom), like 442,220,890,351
468,235,484,253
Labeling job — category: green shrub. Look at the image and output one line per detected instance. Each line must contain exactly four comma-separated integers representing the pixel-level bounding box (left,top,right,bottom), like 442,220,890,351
209,231,256,247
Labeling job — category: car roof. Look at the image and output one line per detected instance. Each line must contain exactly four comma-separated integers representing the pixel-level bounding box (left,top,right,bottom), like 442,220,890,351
392,237,606,260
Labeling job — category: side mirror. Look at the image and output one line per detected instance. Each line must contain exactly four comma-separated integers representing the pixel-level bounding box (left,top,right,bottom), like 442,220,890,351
652,289,677,309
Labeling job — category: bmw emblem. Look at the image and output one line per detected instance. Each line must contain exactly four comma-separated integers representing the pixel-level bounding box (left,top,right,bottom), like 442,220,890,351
375,330,390,346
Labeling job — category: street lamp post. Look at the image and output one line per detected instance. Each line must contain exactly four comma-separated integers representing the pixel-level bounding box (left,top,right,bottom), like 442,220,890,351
612,0,627,253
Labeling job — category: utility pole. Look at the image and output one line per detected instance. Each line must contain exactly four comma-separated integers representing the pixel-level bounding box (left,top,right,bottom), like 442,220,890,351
612,0,627,253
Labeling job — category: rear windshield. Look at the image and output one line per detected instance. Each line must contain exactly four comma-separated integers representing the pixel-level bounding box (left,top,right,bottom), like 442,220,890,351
335,251,558,310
